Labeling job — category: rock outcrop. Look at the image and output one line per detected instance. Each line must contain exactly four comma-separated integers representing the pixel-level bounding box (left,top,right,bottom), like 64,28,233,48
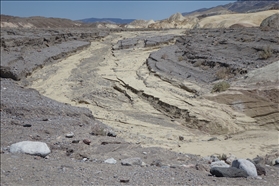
148,13,199,29
260,13,279,28
125,20,155,29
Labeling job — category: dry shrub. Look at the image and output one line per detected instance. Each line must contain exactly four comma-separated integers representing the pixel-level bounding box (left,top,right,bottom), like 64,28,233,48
91,124,107,136
259,46,272,59
216,67,230,79
211,81,230,93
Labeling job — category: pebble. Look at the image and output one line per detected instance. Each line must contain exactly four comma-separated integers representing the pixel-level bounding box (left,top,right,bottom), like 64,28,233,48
83,139,91,145
65,132,74,138
72,140,80,143
119,178,129,183
121,157,142,166
23,124,32,127
208,137,218,141
104,158,117,164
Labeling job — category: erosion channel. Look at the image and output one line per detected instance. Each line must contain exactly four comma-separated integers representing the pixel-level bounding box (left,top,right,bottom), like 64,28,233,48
26,29,278,158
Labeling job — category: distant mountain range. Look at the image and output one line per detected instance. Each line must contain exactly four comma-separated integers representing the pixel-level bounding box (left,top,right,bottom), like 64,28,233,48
78,18,136,24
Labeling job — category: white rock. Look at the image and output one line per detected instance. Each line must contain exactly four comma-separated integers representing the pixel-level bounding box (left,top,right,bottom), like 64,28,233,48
232,159,258,177
104,158,117,164
65,132,74,138
10,141,51,157
210,160,230,168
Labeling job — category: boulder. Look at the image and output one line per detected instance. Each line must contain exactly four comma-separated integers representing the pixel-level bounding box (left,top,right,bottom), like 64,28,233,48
210,160,230,168
121,157,142,166
210,167,249,178
232,159,257,177
10,141,51,157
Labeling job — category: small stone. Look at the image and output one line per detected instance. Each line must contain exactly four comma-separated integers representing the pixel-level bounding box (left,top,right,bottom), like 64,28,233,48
104,158,117,164
150,159,163,167
141,162,147,167
72,140,80,143
83,139,91,145
179,136,184,141
210,160,230,168
23,124,32,127
66,149,74,156
142,152,147,155
82,158,88,161
107,131,117,137
120,179,129,183
208,137,218,141
66,132,74,138
121,157,142,166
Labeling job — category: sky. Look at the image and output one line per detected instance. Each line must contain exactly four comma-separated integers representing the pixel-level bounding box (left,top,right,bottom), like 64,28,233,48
1,1,236,21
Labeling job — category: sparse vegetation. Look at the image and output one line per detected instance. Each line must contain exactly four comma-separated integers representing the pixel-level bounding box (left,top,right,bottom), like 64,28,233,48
216,67,229,79
211,81,230,93
217,153,227,161
259,45,272,59
91,124,107,136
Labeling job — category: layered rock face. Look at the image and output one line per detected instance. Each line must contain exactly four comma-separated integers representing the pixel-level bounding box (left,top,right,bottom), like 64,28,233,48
146,27,279,132
0,28,109,80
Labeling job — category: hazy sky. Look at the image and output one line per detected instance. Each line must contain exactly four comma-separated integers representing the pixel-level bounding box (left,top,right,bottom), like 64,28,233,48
1,1,236,21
